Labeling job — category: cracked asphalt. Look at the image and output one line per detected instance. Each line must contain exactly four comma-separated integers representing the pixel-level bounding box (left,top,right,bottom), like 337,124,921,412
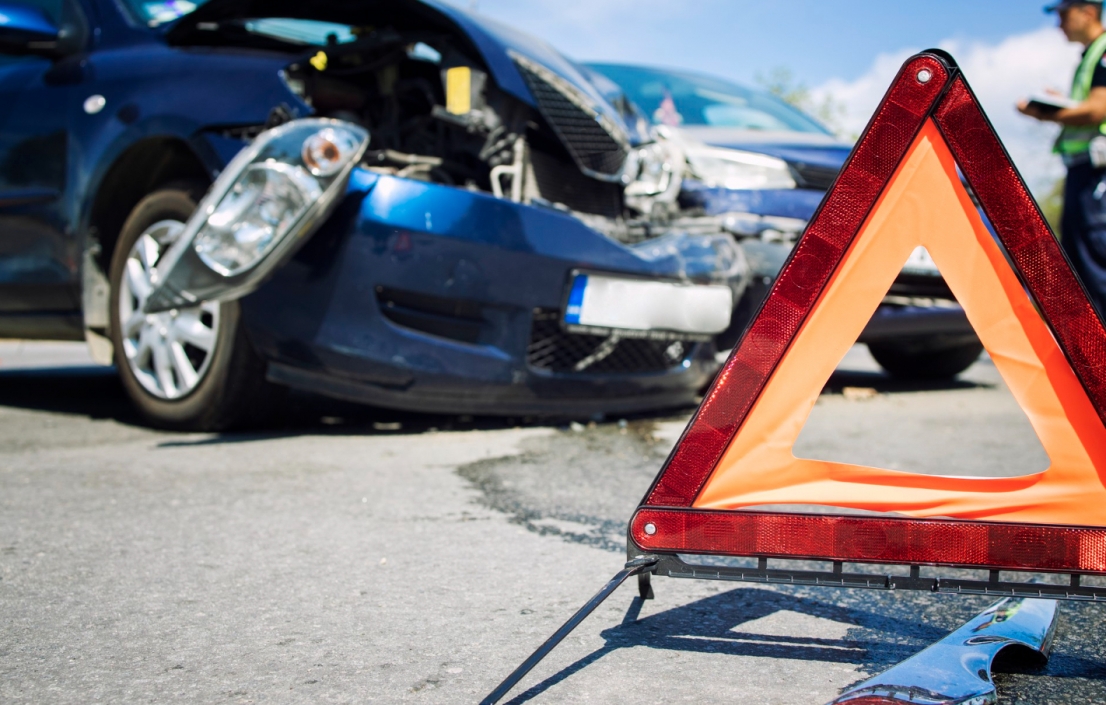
1,342,1104,703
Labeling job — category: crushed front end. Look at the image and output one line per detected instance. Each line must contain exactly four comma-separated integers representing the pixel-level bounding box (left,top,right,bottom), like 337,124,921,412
241,171,745,415
150,2,749,414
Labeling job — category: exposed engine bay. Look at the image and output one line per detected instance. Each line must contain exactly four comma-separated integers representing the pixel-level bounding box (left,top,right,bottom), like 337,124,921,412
157,4,748,321
239,22,688,243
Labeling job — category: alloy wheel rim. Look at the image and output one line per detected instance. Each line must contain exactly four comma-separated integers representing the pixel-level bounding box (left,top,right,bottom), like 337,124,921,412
118,220,221,400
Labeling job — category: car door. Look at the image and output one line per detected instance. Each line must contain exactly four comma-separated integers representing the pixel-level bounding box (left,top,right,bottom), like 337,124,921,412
0,0,86,337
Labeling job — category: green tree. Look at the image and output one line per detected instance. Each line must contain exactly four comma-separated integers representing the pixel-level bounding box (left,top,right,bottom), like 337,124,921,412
1038,178,1064,237
756,66,848,138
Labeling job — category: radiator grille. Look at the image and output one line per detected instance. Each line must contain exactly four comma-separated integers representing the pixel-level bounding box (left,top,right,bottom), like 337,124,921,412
529,150,623,218
512,53,628,179
527,309,691,374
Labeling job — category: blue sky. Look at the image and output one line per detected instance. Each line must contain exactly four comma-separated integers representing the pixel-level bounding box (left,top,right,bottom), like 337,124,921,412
456,1,1059,86
447,1,1080,192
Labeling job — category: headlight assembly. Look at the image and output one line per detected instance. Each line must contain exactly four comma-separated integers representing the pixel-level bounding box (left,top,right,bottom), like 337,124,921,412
194,162,323,276
624,142,676,197
302,127,363,177
685,146,796,190
624,138,684,215
144,118,369,312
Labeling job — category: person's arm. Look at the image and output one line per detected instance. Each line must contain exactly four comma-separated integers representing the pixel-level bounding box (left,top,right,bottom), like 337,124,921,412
1055,86,1106,125
1018,87,1106,124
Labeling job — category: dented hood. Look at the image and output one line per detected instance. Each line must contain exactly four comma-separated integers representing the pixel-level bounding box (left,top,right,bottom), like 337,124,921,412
166,0,631,134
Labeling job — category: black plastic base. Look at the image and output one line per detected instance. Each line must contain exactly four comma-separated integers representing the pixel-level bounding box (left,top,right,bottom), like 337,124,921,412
648,552,1106,602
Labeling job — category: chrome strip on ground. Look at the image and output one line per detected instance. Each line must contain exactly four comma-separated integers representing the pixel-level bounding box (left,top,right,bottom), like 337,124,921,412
829,596,1059,704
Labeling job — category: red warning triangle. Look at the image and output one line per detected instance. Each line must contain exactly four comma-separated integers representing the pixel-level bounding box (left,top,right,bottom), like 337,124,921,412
631,52,1106,574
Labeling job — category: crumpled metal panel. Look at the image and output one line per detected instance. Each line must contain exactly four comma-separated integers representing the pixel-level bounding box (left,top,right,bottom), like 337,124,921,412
829,596,1059,705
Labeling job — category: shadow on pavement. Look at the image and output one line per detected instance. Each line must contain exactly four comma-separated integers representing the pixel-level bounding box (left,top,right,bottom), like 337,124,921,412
502,585,1106,704
0,364,693,442
502,586,946,704
0,360,993,445
0,365,143,424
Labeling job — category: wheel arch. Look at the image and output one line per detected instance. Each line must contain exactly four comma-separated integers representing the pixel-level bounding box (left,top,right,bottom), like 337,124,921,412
81,136,213,362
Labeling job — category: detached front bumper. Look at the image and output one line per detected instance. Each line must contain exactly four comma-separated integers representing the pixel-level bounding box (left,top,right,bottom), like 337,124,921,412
681,174,980,354
238,170,747,416
858,303,973,343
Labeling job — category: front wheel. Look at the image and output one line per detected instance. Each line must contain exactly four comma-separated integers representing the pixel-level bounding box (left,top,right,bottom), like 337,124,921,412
867,336,984,381
108,184,280,430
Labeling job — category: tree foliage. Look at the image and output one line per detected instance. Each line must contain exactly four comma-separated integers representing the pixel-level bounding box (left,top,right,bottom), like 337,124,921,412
756,66,848,137
1038,177,1064,236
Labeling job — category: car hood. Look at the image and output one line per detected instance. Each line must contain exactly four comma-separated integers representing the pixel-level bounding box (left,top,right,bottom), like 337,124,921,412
676,126,852,172
166,0,635,139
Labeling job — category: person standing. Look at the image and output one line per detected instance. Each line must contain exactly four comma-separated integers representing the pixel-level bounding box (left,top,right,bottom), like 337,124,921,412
1019,0,1106,316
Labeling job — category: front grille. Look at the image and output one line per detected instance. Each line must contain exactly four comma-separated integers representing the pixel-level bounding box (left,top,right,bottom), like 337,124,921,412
530,150,623,217
527,309,692,374
376,287,486,344
789,162,840,190
512,54,628,179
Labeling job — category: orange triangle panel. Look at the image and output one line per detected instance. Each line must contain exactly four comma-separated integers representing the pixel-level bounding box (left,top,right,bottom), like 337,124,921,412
631,52,1106,574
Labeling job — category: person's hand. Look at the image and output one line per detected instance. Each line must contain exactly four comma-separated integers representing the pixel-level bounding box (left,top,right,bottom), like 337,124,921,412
1018,99,1048,121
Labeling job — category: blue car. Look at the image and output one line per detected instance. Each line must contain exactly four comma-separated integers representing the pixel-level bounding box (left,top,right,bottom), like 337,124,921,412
0,0,751,429
586,63,982,380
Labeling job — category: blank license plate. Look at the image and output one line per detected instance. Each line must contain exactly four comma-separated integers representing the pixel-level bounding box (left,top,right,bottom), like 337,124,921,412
563,273,733,340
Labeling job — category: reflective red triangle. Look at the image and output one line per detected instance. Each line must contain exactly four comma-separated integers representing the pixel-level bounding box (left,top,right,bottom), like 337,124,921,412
630,52,1106,574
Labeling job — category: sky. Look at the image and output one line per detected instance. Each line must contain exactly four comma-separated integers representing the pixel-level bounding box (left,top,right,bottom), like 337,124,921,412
445,0,1085,194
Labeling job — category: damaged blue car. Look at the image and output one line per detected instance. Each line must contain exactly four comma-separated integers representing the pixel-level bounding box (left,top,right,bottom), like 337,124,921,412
587,63,984,380
0,0,748,428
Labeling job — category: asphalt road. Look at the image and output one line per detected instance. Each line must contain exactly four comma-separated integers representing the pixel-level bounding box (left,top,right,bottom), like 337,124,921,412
1,342,1104,703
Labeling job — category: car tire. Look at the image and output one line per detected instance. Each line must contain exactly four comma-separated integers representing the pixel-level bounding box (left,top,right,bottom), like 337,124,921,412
108,183,280,431
867,336,984,381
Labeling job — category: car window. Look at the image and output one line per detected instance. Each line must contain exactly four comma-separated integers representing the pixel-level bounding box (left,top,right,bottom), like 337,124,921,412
121,0,361,46
6,0,63,23
587,63,830,135
0,0,63,65
119,0,210,27
241,19,358,46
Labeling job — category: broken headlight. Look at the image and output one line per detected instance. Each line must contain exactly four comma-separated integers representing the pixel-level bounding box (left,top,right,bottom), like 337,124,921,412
195,161,322,275
144,119,369,312
685,146,796,190
624,138,684,215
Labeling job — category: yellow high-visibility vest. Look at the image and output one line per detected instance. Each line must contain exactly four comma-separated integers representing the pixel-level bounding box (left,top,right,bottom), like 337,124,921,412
1056,32,1106,156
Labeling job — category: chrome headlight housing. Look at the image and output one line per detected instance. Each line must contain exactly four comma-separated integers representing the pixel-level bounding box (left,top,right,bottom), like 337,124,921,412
144,119,369,312
624,142,676,196
624,137,684,215
685,146,796,190
194,161,323,276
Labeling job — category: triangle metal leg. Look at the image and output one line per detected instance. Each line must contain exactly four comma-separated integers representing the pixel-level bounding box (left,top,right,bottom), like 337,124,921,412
480,557,658,705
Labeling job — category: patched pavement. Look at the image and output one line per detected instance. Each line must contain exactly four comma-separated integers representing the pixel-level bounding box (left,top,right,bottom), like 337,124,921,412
1,343,1104,703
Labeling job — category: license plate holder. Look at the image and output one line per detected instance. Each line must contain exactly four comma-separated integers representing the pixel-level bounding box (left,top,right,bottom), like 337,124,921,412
562,272,733,343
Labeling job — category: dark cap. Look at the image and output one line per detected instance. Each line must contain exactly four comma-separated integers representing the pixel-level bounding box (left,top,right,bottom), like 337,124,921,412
1045,0,1103,12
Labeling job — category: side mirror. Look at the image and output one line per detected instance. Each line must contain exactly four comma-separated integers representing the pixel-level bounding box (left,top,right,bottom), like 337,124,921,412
0,3,63,57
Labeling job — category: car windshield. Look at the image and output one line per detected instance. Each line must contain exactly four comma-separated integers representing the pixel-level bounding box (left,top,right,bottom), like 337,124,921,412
238,19,359,45
587,64,831,135
120,0,209,25
121,0,360,44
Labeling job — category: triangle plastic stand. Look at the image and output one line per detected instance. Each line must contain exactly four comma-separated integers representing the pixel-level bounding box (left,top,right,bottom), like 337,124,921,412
482,50,1106,704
